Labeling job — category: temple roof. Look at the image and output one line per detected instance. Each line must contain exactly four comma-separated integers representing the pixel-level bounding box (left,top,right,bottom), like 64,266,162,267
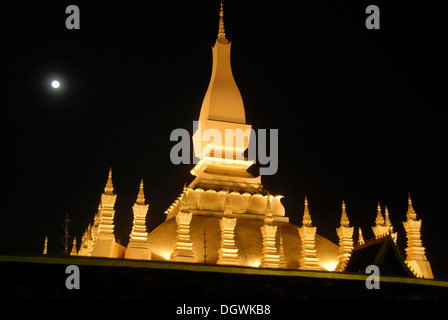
344,235,416,277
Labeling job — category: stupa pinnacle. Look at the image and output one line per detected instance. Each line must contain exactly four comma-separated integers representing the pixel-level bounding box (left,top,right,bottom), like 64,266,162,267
217,0,227,42
191,0,260,193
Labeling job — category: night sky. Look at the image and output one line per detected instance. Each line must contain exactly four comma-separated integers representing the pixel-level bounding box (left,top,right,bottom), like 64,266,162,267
2,1,447,278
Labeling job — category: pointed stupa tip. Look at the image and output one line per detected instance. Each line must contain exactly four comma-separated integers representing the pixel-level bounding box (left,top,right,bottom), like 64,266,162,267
375,202,385,225
341,199,350,227
181,184,189,212
357,227,365,245
43,236,48,255
70,236,77,256
304,195,309,214
104,167,114,194
264,193,273,223
217,0,229,43
407,192,417,220
385,205,392,226
303,195,312,227
136,179,146,205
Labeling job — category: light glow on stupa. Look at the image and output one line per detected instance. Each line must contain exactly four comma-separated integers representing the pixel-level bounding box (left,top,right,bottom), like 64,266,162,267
55,1,432,279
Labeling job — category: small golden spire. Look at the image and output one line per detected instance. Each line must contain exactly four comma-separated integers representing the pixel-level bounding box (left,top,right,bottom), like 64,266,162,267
181,184,189,213
43,236,48,255
264,193,273,224
375,202,384,225
70,237,78,256
104,168,114,195
136,179,146,205
217,0,228,43
340,199,350,227
357,227,365,246
385,205,391,226
407,192,417,220
303,195,312,227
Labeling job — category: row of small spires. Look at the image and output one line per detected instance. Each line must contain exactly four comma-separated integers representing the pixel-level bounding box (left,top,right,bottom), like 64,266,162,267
102,167,419,220
43,168,419,254
301,193,416,243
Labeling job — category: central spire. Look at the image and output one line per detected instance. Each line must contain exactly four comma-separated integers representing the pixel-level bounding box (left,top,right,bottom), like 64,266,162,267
190,0,261,192
217,1,228,43
197,0,244,124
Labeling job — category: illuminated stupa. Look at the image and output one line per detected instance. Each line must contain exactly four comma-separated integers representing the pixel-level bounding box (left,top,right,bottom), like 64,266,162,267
146,1,338,270
69,2,433,278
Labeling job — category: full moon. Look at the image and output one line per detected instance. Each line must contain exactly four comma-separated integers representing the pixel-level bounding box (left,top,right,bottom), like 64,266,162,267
51,80,60,89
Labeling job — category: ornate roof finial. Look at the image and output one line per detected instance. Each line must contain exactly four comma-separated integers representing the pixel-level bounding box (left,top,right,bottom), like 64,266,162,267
385,205,391,226
340,199,350,227
303,195,312,227
407,192,417,220
136,179,146,205
217,0,228,43
264,193,273,224
181,184,189,213
357,227,365,246
375,202,384,225
104,167,114,195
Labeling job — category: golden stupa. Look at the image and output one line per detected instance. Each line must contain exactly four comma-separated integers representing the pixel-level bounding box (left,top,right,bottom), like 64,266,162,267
69,1,432,279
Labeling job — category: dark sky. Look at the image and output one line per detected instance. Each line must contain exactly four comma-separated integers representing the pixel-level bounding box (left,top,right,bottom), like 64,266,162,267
2,1,447,278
